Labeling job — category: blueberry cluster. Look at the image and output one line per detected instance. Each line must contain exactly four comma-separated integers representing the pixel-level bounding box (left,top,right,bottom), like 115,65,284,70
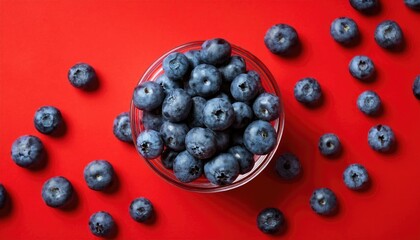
132,38,281,186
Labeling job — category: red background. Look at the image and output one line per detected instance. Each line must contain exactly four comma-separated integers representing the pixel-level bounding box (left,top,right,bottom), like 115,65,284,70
1,0,419,239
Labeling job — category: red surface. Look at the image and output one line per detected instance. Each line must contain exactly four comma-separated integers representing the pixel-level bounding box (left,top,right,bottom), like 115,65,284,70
0,0,419,239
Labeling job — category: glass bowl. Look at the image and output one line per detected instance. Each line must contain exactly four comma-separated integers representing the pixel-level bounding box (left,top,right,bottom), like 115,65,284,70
130,41,285,193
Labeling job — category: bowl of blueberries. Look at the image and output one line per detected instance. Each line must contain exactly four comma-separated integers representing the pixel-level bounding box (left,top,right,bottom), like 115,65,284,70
130,38,284,192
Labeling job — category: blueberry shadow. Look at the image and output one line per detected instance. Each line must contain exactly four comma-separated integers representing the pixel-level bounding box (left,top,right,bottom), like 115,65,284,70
364,104,384,118
278,41,303,59
0,191,13,218
322,146,343,160
82,76,100,92
28,150,49,171
139,211,157,226
356,70,377,84
102,173,120,195
105,221,119,239
340,34,361,49
381,37,406,54
383,138,399,155
317,201,340,218
358,2,381,16
50,119,68,138
60,188,79,212
301,93,324,109
352,179,372,193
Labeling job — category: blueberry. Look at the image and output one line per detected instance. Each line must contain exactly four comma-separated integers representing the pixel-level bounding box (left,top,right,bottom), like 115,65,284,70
357,90,382,115
253,93,280,121
162,88,192,122
257,208,285,234
264,24,299,56
133,81,165,111
232,102,254,129
200,38,232,66
83,160,114,191
212,130,231,152
214,92,232,102
34,106,63,135
136,129,164,159
159,121,189,151
141,108,163,131
230,73,260,102
330,17,359,45
89,211,115,237
294,77,322,105
173,150,204,183
228,145,255,174
343,163,369,190
203,98,235,131
188,64,222,97
375,20,403,50
413,75,420,99
349,55,375,81
244,120,277,155
185,127,217,160
0,184,7,209
129,197,154,223
405,0,420,10
187,96,206,128
219,55,246,82
349,0,378,13
161,149,178,169
41,176,73,208
113,112,132,143
184,50,202,68
318,133,341,156
310,188,337,215
162,52,190,81
368,124,395,152
11,135,44,168
204,153,240,185
231,129,245,146
67,63,96,89
155,74,182,95
275,153,301,180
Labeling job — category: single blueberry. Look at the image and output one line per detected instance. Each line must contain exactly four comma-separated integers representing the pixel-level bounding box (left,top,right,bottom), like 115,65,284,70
129,197,154,223
203,98,235,131
161,149,179,169
136,130,164,159
368,124,395,152
343,163,369,190
275,153,301,180
264,24,299,56
188,64,222,97
405,0,420,10
34,106,63,135
318,133,342,156
155,74,182,95
413,75,420,99
244,120,277,155
294,77,322,105
219,55,246,82
141,108,164,131
257,208,285,234
162,52,190,81
67,63,96,89
83,160,114,191
162,88,192,122
357,90,382,115
88,211,115,237
375,20,403,50
0,184,7,209
310,188,337,215
349,0,378,13
212,130,231,152
230,73,260,102
228,145,255,174
41,176,73,208
253,93,280,121
133,81,165,111
159,121,189,151
113,112,132,143
247,70,264,94
349,55,375,81
185,127,217,160
204,153,240,186
173,150,204,183
184,50,202,68
330,17,359,45
187,96,206,128
11,135,44,168
232,102,254,129
200,38,232,66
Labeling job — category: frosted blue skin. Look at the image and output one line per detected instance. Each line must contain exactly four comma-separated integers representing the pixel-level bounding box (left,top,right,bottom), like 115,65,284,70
173,150,203,183
41,176,73,208
11,135,44,168
136,129,164,159
330,17,359,45
349,56,375,81
133,81,165,111
310,188,337,215
204,153,240,186
368,124,395,152
357,90,381,115
264,24,299,55
343,164,369,190
89,211,115,237
374,20,403,49
243,120,277,155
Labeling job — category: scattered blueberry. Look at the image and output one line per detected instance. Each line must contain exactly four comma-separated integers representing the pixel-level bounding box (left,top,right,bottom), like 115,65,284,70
67,63,97,89
161,149,178,169
155,74,182,95
294,77,322,105
232,102,254,129
257,208,285,234
159,121,189,151
349,55,375,81
204,153,240,185
203,98,235,131
318,133,342,157
162,52,190,81
11,135,44,168
185,127,217,160
136,129,164,159
33,106,63,135
41,176,73,208
173,150,203,182
368,124,395,152
349,0,378,13
184,50,202,68
188,64,222,97
413,75,420,99
129,197,154,223
357,90,382,115
200,38,232,66
187,96,206,128
405,0,420,10
375,20,403,49
343,163,369,190
162,88,192,122
212,130,231,152
243,120,277,155
113,112,132,143
264,24,299,56
275,153,301,180
83,160,114,191
141,108,163,131
133,81,165,111
219,55,246,82
0,184,7,209
330,17,359,45
89,211,115,237
310,188,337,215
253,93,280,121
228,145,255,174
230,73,260,102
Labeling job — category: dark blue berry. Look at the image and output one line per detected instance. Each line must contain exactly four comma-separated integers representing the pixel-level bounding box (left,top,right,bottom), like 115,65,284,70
343,163,369,190
188,64,222,97
185,127,217,160
155,74,182,95
219,55,246,82
0,184,7,209
413,75,420,99
310,188,337,215
133,81,165,111
129,197,154,223
159,121,189,151
228,145,254,174
275,153,301,180
41,176,73,208
257,208,285,234
212,130,230,152
200,38,232,66
162,52,190,81
318,133,341,156
204,153,240,186
113,112,132,143
231,129,245,146
405,0,420,10
349,56,375,81
349,0,378,13
264,24,299,56
173,150,203,183
11,135,44,168
203,98,235,131
244,120,277,155
375,20,403,50
89,211,115,237
294,78,322,105
136,129,164,159
187,96,206,128
184,50,202,68
67,63,96,89
232,102,254,129
253,93,280,121
357,90,381,115
230,73,260,102
34,106,63,134
141,109,163,131
162,88,192,122
161,149,178,169
330,17,359,45
368,124,395,152
83,160,114,191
